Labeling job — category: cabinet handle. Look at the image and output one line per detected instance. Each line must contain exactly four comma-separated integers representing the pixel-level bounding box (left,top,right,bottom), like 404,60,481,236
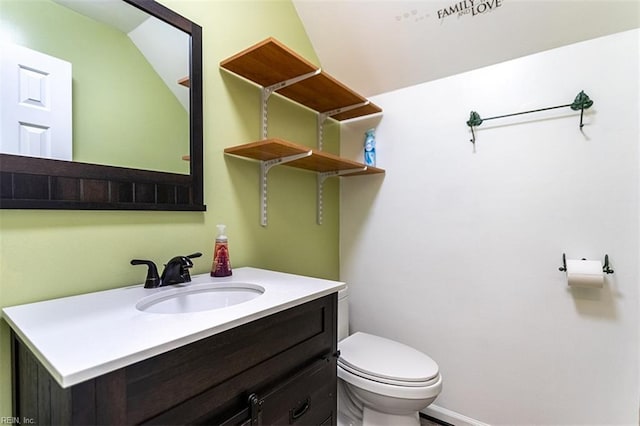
248,393,263,425
289,397,310,423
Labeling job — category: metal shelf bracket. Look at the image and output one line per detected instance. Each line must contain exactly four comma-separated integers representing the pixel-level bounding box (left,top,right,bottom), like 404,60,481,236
260,69,322,139
255,72,373,226
316,101,370,150
260,151,312,226
316,167,367,225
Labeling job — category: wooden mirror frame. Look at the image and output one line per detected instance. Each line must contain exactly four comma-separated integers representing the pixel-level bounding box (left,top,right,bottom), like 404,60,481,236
0,0,205,211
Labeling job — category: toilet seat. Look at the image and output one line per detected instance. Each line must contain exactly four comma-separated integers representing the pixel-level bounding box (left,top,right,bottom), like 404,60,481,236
338,332,442,400
338,361,441,387
338,332,439,385
338,365,442,400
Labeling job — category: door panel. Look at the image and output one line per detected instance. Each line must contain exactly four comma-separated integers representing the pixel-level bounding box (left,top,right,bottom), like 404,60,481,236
1,43,72,160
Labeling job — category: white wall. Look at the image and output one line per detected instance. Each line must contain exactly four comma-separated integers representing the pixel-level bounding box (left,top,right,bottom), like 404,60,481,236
340,29,639,425
128,16,190,112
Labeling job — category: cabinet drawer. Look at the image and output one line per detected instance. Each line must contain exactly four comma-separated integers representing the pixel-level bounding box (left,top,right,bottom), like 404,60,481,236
219,356,336,426
260,356,336,425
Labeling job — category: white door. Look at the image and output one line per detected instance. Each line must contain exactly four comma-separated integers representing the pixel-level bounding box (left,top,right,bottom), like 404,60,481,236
0,43,72,160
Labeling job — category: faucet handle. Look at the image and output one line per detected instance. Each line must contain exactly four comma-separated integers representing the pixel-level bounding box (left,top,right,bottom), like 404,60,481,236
161,252,202,285
131,259,160,288
180,252,202,271
179,253,202,282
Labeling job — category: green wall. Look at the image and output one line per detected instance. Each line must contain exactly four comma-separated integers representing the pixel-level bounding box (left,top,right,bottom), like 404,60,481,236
0,0,340,416
1,0,189,173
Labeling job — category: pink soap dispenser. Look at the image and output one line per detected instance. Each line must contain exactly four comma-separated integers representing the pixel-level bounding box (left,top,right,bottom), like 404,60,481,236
211,224,232,277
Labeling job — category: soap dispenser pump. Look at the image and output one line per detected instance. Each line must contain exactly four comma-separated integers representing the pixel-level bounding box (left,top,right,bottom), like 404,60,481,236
211,224,232,277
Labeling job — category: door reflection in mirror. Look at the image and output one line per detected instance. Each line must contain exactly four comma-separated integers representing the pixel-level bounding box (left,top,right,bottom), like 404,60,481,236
1,43,72,161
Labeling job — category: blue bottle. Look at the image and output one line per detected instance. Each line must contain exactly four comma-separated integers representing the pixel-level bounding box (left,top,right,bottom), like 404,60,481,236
364,128,376,167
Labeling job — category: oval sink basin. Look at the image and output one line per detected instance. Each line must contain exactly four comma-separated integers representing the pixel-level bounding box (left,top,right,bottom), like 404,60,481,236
136,282,264,314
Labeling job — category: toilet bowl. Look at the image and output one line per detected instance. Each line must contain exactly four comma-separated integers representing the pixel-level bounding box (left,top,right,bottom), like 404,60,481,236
337,289,442,426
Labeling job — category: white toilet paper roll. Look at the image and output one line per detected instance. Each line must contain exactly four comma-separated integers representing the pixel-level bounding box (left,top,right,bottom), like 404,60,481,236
566,259,604,288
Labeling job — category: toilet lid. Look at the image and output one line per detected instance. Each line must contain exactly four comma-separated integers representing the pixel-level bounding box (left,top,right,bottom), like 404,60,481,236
338,332,439,384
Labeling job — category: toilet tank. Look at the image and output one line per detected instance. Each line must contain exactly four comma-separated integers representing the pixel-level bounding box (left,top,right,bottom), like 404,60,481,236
338,287,349,341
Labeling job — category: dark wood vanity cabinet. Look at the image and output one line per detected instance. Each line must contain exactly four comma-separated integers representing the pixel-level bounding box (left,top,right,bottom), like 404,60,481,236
12,294,337,425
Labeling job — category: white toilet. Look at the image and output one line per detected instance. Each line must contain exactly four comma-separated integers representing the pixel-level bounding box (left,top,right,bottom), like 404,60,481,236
337,288,442,426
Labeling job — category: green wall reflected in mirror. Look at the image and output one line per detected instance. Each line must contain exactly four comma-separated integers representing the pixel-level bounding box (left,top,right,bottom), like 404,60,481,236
1,0,189,174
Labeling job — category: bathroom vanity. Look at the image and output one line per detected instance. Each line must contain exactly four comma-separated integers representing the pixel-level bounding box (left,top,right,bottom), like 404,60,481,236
3,268,343,425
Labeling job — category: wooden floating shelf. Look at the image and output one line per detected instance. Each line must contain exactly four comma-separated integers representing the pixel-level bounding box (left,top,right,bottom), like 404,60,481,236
221,38,384,226
178,76,189,87
220,37,382,121
224,139,385,176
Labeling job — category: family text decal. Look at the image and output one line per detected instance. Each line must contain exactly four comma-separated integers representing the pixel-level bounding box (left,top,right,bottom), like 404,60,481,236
437,0,503,20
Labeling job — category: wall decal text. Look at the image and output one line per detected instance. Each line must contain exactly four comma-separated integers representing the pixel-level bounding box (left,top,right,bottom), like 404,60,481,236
437,0,503,20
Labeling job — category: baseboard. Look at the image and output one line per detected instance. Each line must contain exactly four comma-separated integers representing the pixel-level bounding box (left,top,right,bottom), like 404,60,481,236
420,411,455,426
421,404,491,426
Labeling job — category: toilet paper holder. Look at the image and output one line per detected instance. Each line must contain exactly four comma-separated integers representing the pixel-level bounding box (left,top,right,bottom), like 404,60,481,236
558,253,614,274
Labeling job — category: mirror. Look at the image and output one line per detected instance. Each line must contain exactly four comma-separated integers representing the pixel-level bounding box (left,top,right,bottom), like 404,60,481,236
0,0,204,211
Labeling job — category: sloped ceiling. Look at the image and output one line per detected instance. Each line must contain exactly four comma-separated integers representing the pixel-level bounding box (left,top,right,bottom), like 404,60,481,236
51,0,189,112
293,0,640,97
53,0,148,33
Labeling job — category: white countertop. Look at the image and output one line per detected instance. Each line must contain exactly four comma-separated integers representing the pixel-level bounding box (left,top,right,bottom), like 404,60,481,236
2,267,345,388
